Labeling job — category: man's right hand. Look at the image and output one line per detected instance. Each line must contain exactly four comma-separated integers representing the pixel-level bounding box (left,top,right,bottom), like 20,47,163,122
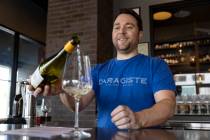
27,79,63,97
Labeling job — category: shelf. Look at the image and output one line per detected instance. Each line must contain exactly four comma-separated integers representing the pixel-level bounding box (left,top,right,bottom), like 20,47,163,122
155,38,210,50
155,45,195,50
168,62,210,66
199,61,210,65
155,44,210,51
169,63,192,66
154,38,210,74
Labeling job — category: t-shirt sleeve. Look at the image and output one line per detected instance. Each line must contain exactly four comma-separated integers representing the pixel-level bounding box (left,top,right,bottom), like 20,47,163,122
152,58,176,94
91,65,99,95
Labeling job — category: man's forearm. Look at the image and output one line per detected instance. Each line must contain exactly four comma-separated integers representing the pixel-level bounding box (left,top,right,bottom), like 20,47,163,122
134,98,176,128
59,93,75,111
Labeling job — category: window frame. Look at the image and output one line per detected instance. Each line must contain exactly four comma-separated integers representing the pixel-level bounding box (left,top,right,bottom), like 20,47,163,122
0,25,45,117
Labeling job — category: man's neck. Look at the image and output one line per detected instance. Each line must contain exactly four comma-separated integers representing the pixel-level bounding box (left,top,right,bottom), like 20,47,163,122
116,50,138,60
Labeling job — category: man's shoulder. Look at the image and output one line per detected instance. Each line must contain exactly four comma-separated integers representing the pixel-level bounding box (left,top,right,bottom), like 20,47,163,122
92,58,114,71
137,54,164,64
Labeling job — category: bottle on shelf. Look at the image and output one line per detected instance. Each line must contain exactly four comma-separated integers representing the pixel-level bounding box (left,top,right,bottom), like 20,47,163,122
30,34,80,89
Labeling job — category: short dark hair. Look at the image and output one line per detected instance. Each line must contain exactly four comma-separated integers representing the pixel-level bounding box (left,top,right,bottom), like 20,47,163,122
114,9,143,31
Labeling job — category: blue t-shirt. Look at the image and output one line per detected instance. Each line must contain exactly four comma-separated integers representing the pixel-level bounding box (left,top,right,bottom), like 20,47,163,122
92,54,175,129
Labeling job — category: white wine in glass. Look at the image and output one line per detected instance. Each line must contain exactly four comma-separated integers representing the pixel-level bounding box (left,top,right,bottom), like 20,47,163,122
61,47,93,138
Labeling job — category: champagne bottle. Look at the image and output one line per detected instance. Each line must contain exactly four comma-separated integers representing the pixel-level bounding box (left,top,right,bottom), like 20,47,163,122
30,34,80,88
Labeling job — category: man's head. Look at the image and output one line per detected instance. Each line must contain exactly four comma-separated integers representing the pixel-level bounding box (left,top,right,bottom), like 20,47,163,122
114,9,143,31
112,9,143,56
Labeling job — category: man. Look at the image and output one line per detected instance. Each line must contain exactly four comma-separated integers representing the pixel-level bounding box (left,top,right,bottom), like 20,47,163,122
30,9,176,129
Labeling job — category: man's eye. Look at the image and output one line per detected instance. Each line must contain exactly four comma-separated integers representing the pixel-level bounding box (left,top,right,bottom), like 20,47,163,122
126,26,133,29
113,26,120,30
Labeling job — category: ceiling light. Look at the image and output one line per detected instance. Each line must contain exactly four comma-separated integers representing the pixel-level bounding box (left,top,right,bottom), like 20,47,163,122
174,10,190,18
153,11,172,21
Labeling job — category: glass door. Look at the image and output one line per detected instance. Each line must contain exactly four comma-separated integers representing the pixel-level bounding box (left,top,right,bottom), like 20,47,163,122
17,35,44,82
0,27,14,118
0,25,45,119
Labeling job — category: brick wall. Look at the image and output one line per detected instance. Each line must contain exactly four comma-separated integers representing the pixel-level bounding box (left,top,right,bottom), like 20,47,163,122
46,0,113,127
97,0,114,63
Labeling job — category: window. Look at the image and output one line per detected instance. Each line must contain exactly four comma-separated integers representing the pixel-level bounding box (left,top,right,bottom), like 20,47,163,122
0,65,11,118
0,25,45,118
17,35,44,82
0,27,14,118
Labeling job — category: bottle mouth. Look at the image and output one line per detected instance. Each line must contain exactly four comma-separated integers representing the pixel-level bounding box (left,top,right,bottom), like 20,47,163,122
72,33,80,45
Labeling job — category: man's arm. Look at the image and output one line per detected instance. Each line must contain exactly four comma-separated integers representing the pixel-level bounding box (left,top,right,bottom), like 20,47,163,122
134,90,176,128
111,90,176,129
59,90,95,112
28,78,95,112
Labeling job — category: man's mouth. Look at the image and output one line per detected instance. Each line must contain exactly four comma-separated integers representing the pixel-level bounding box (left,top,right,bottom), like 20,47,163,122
118,38,127,41
117,34,128,41
117,37,128,43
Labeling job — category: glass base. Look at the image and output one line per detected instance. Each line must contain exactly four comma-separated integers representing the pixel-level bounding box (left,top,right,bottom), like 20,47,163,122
61,129,91,138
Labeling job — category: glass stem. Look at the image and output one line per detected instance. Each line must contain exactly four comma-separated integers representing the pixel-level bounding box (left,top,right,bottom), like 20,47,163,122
74,99,80,130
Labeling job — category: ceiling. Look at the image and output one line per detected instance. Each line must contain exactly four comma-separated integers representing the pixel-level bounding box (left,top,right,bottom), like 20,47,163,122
31,0,48,12
153,1,210,26
151,0,210,42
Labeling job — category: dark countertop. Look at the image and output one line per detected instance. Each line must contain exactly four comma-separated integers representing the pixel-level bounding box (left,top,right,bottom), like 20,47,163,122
0,124,210,140
161,115,210,130
168,115,210,123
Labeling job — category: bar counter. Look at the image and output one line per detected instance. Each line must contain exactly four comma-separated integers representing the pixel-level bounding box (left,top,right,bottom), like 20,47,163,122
0,123,210,140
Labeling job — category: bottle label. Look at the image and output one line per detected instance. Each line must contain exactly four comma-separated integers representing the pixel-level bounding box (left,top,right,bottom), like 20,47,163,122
31,67,44,88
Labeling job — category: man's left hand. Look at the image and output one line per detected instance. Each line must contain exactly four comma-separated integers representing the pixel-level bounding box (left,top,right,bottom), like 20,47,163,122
111,105,139,129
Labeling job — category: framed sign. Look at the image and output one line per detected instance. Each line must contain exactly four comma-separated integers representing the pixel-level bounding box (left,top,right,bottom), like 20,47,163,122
138,42,149,55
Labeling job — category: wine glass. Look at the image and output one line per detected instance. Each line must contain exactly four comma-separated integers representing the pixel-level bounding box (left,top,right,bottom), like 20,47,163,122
61,48,92,138
40,96,52,125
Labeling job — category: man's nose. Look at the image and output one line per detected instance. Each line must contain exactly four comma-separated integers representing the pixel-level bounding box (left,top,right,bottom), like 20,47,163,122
119,27,126,34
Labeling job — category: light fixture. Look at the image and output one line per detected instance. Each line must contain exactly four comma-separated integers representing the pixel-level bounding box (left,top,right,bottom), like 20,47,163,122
153,11,172,21
174,10,190,18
